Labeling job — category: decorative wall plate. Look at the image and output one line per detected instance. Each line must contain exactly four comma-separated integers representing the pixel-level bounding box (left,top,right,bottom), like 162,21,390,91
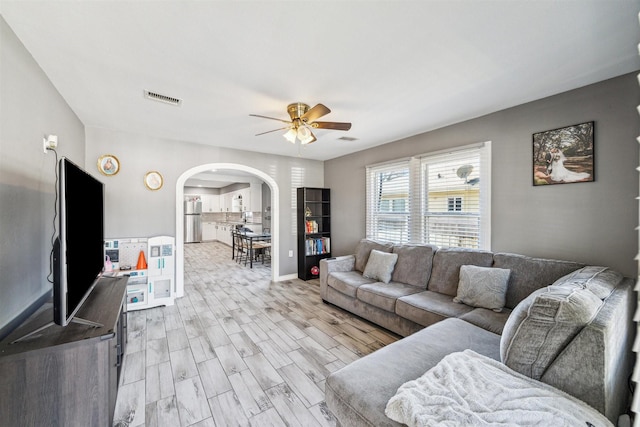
144,171,163,190
97,154,120,176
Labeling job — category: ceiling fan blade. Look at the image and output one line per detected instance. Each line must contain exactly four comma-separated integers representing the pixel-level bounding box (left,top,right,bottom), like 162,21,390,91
301,103,331,123
311,121,352,131
255,126,291,136
249,114,292,125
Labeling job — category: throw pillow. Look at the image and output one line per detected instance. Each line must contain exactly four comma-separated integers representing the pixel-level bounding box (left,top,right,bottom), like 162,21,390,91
362,249,399,284
453,265,510,312
354,239,394,272
500,283,602,380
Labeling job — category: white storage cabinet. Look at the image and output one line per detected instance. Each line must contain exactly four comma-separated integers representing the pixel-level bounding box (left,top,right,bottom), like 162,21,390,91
105,236,175,311
147,236,175,307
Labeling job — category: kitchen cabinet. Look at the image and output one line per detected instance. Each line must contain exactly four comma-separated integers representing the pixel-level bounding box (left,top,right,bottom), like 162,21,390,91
221,188,252,212
201,195,220,212
240,188,251,211
217,224,233,246
231,188,250,212
203,221,216,241
231,193,243,212
222,193,233,212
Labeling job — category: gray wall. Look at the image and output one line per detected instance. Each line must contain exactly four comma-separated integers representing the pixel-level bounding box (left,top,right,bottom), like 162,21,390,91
326,73,639,278
84,126,324,276
0,17,86,332
0,14,324,332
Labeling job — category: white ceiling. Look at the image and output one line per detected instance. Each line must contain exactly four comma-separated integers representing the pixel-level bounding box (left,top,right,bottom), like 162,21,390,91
2,1,639,162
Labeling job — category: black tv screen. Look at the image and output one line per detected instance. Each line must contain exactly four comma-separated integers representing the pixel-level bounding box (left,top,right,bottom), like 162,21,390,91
53,157,105,326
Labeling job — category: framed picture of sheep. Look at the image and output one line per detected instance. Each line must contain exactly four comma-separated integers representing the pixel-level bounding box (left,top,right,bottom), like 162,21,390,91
532,121,594,186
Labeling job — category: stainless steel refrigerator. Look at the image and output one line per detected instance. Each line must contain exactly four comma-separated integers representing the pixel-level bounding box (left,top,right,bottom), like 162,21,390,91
184,197,202,243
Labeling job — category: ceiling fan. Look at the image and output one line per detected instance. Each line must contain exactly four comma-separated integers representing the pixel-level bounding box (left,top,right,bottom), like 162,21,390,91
250,102,352,145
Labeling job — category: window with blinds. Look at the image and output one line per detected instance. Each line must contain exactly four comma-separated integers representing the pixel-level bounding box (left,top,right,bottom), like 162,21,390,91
421,148,482,248
365,143,491,249
365,160,411,243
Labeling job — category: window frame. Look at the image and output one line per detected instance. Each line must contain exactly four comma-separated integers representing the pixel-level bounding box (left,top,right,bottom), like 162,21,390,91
365,142,491,250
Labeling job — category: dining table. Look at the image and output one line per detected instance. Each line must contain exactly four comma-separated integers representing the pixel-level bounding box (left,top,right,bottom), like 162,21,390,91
233,231,271,268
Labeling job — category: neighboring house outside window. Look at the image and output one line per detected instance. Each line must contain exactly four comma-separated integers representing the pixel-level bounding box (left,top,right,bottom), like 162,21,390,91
366,142,491,250
447,197,463,212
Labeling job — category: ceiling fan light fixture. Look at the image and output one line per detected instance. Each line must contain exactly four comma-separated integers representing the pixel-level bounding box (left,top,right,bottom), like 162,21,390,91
253,102,350,146
300,133,316,145
297,126,316,144
283,128,297,144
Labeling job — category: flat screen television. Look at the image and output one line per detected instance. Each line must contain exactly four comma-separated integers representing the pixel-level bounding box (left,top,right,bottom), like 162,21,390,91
53,157,105,326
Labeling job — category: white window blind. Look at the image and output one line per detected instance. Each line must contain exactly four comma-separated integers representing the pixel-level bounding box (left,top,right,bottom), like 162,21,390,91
421,148,483,248
365,143,491,249
366,160,411,243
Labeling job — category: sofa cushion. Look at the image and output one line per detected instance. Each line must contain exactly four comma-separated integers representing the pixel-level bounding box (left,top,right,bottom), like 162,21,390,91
493,253,584,309
396,290,474,327
454,265,510,312
391,244,437,288
362,249,398,284
325,318,501,427
354,239,394,272
458,307,512,335
427,248,494,296
327,271,376,298
551,266,623,300
357,282,423,313
500,283,602,380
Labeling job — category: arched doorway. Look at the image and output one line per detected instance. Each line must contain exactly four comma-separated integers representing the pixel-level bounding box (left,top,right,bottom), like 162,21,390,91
174,163,280,297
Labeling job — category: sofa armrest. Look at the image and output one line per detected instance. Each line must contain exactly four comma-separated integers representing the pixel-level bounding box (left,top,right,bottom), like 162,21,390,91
320,255,356,300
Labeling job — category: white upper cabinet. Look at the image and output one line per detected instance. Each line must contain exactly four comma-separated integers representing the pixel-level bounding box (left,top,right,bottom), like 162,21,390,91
201,194,221,212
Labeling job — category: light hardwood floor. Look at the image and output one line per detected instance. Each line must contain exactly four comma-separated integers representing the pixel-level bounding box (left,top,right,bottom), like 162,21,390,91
113,241,399,427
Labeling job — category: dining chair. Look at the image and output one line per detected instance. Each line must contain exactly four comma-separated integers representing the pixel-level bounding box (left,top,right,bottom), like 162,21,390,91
252,240,271,265
233,230,248,264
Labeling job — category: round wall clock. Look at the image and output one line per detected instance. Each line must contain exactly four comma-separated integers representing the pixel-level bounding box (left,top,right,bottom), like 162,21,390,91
97,154,120,176
144,171,163,190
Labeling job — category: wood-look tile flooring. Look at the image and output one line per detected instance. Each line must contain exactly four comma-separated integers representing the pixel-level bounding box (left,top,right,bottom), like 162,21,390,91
113,241,399,427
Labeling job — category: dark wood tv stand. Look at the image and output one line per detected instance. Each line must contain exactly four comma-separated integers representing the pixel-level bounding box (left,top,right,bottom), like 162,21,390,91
0,276,128,426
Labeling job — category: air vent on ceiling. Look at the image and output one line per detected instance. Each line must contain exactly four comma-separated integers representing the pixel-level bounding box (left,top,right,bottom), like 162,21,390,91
144,90,182,106
337,136,358,141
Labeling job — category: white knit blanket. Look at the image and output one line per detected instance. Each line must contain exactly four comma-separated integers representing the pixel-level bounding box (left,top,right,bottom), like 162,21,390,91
385,349,613,427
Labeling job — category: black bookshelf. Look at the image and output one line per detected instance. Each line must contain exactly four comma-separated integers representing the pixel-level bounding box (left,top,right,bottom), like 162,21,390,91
297,187,331,280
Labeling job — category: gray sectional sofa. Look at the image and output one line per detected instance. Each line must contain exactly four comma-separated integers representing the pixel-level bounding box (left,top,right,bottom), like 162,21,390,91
319,239,636,426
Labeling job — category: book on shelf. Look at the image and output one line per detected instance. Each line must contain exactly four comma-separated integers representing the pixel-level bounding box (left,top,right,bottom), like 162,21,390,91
305,237,330,255
305,220,318,234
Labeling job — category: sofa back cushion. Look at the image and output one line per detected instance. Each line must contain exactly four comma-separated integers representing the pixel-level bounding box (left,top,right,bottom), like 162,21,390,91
354,239,394,272
493,253,584,309
500,283,602,380
391,244,437,288
427,248,493,296
551,266,624,300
